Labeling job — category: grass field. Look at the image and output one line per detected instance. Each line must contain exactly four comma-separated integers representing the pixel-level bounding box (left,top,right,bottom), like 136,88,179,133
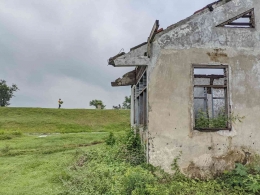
0,107,130,195
0,107,130,134
2,108,259,195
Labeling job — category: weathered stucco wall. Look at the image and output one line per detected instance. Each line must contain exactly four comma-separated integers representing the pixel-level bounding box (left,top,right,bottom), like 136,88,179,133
147,0,260,178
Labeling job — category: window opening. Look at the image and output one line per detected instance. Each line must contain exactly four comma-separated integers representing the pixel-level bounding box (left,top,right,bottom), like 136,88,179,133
216,9,255,28
134,70,147,126
193,65,230,131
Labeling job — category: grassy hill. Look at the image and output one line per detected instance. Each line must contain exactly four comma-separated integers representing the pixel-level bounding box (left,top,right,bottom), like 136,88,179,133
0,107,130,195
0,107,130,134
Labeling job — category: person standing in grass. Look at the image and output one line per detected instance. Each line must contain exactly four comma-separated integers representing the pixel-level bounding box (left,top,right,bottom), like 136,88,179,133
58,98,63,109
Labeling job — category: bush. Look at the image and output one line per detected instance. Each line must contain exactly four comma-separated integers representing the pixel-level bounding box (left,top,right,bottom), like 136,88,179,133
117,128,146,165
195,110,227,128
0,145,11,154
0,134,12,140
11,131,22,136
0,130,22,140
105,132,116,146
61,129,260,195
217,163,260,194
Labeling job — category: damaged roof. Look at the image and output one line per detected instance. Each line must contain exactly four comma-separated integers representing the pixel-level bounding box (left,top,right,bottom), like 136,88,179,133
108,0,230,65
193,0,223,14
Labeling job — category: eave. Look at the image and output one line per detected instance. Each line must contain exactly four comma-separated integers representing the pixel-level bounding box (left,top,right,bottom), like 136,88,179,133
111,69,136,87
108,42,149,67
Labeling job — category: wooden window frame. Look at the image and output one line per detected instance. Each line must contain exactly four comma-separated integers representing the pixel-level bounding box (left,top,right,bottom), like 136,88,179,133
134,69,148,126
192,64,231,131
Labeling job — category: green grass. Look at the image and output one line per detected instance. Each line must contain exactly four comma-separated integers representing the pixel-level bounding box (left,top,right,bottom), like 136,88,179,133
0,107,130,133
0,107,130,195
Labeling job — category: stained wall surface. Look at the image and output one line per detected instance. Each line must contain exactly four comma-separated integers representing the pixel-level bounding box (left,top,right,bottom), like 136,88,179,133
147,0,260,177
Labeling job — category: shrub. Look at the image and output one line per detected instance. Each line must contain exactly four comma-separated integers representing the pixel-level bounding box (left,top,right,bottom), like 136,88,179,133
0,145,11,154
117,128,146,165
0,134,12,140
11,131,22,136
105,132,116,146
195,110,227,128
217,163,260,194
61,129,260,195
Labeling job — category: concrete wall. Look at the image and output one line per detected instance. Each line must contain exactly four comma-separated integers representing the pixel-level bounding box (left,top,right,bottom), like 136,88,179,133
147,0,260,178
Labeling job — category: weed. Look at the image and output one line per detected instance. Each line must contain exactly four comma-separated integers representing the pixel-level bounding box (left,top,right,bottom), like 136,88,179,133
1,145,11,154
0,135,12,140
11,131,22,136
195,109,245,129
171,151,182,174
218,163,260,194
105,132,116,146
118,128,146,165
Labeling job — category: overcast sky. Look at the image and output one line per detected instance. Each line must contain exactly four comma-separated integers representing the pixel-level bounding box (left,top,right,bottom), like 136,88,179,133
0,0,214,109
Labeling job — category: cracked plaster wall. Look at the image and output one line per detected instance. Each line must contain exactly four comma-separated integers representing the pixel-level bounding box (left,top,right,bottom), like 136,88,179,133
146,0,260,177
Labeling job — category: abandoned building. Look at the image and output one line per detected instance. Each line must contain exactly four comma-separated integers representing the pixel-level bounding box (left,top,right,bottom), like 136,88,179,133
108,0,260,178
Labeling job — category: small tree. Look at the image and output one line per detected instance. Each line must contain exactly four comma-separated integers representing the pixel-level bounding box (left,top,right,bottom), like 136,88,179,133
122,95,131,109
0,80,19,107
89,99,106,109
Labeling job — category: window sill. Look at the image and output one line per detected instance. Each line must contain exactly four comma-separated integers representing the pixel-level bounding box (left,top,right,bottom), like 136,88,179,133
194,128,231,132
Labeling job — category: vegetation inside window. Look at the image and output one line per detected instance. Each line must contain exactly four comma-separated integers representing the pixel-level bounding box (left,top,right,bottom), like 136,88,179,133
195,109,228,129
193,65,229,130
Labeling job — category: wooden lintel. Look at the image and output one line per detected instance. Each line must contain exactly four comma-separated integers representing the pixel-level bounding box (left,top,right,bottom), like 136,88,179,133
227,22,251,26
194,74,225,78
194,85,227,88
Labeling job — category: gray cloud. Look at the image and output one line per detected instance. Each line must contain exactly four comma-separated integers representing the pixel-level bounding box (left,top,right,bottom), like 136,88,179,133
0,0,214,108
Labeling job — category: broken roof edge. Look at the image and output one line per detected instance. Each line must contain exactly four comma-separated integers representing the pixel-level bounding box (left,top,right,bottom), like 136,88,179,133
130,42,147,51
108,0,230,66
111,69,136,87
108,52,125,66
108,42,149,66
160,0,228,36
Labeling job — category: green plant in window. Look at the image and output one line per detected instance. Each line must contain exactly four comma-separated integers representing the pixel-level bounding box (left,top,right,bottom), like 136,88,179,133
195,108,245,129
210,109,228,128
195,110,209,128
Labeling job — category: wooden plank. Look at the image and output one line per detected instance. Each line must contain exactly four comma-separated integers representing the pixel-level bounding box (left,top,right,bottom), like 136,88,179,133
194,128,231,131
136,66,147,82
194,85,227,88
227,22,251,26
193,64,228,69
147,38,151,58
194,74,224,78
147,20,159,58
148,20,159,43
